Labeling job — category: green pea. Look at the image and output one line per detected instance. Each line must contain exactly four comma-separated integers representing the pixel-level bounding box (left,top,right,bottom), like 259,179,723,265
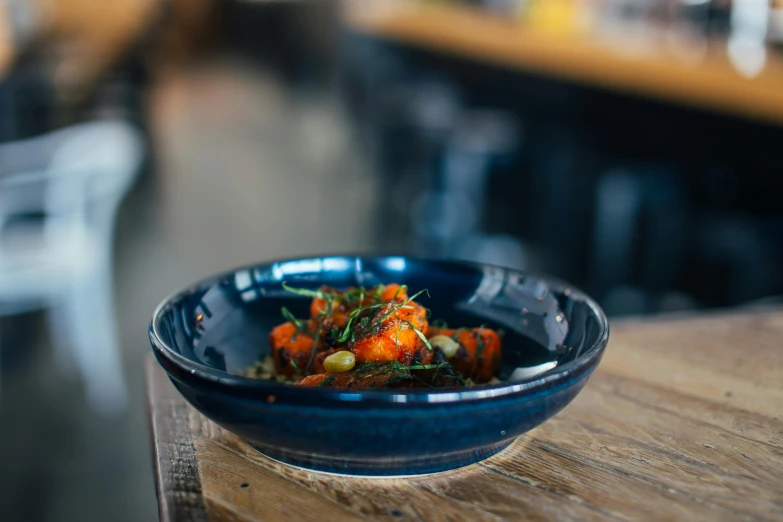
323,351,356,373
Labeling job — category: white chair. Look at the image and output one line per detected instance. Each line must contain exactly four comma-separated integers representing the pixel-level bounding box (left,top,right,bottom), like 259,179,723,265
0,120,144,414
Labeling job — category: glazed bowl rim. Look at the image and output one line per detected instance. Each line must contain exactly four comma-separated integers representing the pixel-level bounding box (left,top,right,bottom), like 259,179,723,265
149,255,609,404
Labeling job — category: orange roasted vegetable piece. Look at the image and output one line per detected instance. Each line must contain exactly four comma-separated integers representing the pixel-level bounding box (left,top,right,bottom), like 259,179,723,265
310,284,409,325
269,321,316,376
379,283,407,302
427,327,501,383
310,286,351,328
349,300,428,365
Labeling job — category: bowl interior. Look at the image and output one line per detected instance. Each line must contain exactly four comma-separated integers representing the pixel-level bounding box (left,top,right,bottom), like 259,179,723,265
153,256,605,384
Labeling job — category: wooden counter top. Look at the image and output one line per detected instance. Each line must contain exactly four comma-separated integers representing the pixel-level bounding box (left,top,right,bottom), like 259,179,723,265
343,2,783,126
147,309,783,521
0,3,13,79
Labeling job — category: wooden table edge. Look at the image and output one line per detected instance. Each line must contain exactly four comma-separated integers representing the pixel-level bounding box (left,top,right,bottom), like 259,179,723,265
146,356,210,522
342,1,783,127
145,307,783,521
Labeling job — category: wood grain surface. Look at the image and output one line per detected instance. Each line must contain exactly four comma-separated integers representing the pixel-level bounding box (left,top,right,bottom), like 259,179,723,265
343,1,783,126
147,309,783,522
0,0,158,93
0,2,11,78
148,357,210,522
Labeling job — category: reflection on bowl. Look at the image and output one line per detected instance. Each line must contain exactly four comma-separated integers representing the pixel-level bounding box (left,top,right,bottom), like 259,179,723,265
149,255,609,476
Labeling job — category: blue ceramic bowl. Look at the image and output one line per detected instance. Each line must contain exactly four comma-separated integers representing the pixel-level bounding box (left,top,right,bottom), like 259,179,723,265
149,256,608,476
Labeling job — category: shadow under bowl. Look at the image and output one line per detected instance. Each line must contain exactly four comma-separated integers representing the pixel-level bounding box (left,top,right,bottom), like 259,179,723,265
149,255,608,476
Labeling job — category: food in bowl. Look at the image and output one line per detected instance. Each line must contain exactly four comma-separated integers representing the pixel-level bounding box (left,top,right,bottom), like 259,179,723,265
149,256,610,475
243,282,503,388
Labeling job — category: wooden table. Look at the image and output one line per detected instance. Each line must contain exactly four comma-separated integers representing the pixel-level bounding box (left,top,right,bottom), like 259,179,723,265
0,0,158,93
0,2,14,79
343,1,783,126
147,309,783,521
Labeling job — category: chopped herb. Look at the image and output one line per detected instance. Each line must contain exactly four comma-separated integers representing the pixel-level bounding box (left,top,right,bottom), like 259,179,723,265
404,363,443,371
335,302,386,343
368,289,429,333
280,306,298,325
341,287,364,306
319,374,337,387
280,307,313,339
354,361,391,374
394,322,403,360
404,321,433,351
470,326,488,381
476,327,487,353
282,281,337,301
306,322,322,371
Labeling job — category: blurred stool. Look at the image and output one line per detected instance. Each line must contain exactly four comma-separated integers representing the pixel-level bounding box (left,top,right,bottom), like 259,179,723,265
694,214,774,305
0,119,144,414
412,109,521,264
368,76,464,247
590,165,690,315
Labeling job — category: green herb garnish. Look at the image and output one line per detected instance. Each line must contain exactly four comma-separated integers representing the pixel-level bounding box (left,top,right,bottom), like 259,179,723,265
306,322,322,372
280,307,313,339
282,281,337,301
319,374,337,387
404,320,433,351
334,302,386,343
469,325,488,382
367,288,430,333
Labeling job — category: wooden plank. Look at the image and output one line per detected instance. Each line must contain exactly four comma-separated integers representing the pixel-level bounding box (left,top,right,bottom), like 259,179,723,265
179,400,610,521
146,309,783,521
189,420,617,522
146,357,210,522
602,312,783,418
343,1,783,126
0,2,13,78
0,0,158,95
609,313,783,386
586,371,783,449
532,376,783,520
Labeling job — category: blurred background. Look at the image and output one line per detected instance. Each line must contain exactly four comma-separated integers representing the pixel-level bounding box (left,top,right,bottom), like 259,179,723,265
0,0,781,520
